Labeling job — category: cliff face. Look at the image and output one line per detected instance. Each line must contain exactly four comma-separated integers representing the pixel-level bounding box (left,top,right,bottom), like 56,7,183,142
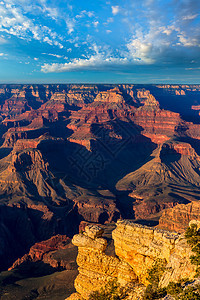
68,224,143,300
112,220,195,287
8,234,78,271
67,221,196,300
116,141,200,219
158,201,200,232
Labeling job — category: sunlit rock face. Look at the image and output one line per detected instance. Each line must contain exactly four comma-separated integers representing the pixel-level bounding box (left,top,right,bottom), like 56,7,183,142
67,221,196,299
158,201,200,233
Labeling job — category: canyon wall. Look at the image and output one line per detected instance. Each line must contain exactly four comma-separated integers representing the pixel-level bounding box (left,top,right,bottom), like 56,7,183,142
158,201,200,232
67,221,196,300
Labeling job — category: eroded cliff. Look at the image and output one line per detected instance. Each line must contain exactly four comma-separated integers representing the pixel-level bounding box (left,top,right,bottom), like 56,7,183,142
67,221,196,300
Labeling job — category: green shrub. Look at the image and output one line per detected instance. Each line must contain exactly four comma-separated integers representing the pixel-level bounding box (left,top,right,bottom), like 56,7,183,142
185,224,200,277
147,258,167,286
179,286,200,300
143,284,166,300
166,281,183,296
143,259,167,300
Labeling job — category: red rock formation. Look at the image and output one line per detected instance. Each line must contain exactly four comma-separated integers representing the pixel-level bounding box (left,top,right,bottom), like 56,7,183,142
175,90,186,95
1,83,200,276
133,201,178,220
66,88,137,150
134,105,181,137
158,201,200,232
9,235,73,270
186,123,200,139
191,105,200,111
13,139,40,151
160,141,196,157
74,196,120,224
116,141,200,220
94,87,125,103
1,98,30,116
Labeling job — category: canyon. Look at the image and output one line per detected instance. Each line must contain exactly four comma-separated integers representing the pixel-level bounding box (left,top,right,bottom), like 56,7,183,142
0,84,200,299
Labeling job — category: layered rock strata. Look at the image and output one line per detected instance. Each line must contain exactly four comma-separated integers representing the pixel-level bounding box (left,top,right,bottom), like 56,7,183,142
68,221,196,299
158,201,200,232
68,224,141,300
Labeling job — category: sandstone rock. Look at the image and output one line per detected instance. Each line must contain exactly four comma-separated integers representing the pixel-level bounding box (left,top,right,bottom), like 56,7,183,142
69,224,139,299
112,220,196,286
158,202,200,232
84,225,104,239
72,233,107,252
94,87,125,103
9,235,71,270
68,220,197,299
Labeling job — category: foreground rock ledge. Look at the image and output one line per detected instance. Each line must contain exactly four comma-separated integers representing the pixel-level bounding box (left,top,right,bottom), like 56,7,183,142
67,220,196,300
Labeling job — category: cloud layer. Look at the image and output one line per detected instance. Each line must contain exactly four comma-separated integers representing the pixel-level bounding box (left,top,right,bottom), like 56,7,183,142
0,0,200,82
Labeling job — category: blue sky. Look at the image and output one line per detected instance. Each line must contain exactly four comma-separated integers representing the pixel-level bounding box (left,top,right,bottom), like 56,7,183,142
0,0,200,83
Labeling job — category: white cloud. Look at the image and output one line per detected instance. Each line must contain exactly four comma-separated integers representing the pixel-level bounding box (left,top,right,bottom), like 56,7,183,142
127,39,154,63
76,10,94,19
66,18,75,34
87,11,94,18
0,36,6,43
0,1,64,48
41,53,128,73
106,30,112,34
93,21,99,28
178,34,200,47
106,17,113,24
182,14,198,21
111,6,119,15
185,67,200,70
38,0,59,20
42,53,63,58
41,43,128,73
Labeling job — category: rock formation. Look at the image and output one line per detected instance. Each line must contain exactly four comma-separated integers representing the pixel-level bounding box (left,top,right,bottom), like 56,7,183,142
68,224,142,300
9,234,77,271
67,221,196,299
116,141,200,219
158,201,200,232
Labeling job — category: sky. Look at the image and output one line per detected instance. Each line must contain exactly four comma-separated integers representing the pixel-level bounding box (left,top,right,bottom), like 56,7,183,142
0,0,200,84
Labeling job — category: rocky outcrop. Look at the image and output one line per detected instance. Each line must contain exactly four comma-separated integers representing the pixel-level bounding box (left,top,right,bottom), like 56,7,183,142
7,234,79,274
68,224,142,300
116,141,200,219
157,141,199,159
68,221,196,299
66,88,137,150
175,90,186,96
158,201,200,232
134,102,181,137
13,138,40,151
112,220,195,286
74,196,120,223
94,87,125,103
